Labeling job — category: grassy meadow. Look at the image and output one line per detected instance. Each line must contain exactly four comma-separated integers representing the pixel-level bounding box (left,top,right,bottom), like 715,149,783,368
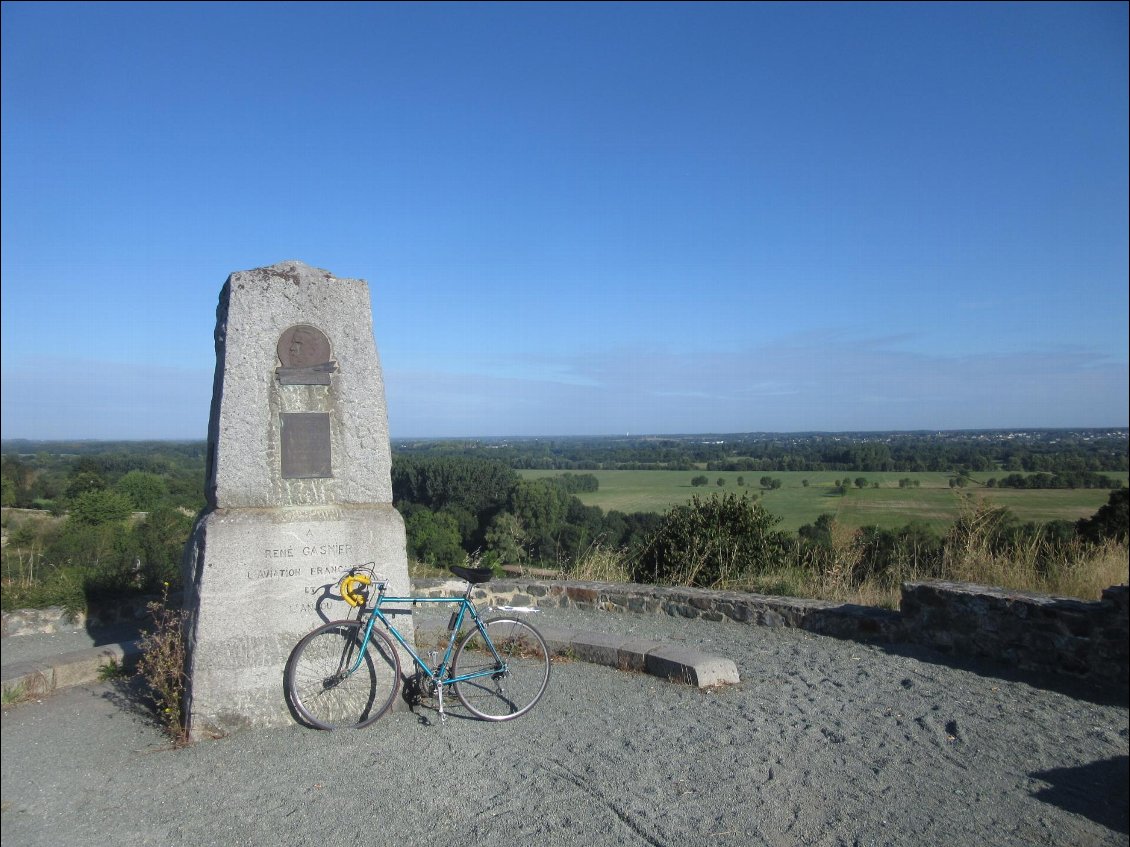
519,469,1127,532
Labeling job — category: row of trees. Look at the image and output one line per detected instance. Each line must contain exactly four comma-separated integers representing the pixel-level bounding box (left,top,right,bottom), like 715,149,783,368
986,471,1124,490
3,443,1126,611
393,430,1128,474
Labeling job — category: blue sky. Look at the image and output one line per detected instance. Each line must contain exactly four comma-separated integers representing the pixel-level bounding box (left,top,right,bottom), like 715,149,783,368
2,1,1127,439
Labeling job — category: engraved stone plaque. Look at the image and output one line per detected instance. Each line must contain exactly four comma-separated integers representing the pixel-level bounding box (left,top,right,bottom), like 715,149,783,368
280,412,332,478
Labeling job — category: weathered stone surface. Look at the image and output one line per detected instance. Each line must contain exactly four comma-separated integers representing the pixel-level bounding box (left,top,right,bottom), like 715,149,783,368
568,631,629,666
902,580,1128,688
184,505,411,735
205,260,394,509
645,646,740,688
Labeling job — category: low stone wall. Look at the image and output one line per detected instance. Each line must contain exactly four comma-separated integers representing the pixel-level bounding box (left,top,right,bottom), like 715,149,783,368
414,577,905,641
1,596,157,637
900,581,1129,689
414,577,1128,690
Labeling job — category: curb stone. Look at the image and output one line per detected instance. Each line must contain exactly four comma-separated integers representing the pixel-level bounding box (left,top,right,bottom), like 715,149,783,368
414,625,739,688
2,641,142,700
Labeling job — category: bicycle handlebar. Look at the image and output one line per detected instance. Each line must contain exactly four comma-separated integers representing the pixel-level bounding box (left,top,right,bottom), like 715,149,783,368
339,563,386,607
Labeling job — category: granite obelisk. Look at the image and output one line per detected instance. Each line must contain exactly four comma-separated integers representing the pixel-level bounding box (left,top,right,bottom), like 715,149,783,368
183,260,412,738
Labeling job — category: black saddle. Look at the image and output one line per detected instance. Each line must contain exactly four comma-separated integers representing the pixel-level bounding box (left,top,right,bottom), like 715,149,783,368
450,565,494,584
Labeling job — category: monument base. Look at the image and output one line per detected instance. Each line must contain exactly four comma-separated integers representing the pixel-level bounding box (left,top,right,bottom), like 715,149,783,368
183,504,414,738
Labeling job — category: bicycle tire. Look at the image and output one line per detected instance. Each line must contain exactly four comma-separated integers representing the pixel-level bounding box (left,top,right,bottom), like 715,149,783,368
285,620,400,730
452,617,550,721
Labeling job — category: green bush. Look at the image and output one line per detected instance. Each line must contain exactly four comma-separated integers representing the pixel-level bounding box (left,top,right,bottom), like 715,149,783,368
404,508,464,568
67,489,134,525
635,493,789,588
115,470,169,511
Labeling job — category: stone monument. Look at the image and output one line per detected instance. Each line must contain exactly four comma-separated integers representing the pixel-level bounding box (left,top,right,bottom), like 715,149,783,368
182,260,412,738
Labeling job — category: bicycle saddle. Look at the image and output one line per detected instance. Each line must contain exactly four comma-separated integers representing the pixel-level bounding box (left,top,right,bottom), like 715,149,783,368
450,565,494,584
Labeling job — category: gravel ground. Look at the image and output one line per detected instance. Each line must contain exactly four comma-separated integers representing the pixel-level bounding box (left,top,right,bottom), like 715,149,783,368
2,607,1127,847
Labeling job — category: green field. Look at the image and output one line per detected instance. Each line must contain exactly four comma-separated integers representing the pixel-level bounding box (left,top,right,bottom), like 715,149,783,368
519,469,1127,532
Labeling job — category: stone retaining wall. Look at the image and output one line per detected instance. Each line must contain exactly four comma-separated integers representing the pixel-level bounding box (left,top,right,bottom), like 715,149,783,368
900,581,1128,689
1,596,157,637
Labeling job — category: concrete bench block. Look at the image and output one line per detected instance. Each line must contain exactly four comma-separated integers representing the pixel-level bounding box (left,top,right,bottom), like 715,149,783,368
568,631,628,666
615,638,665,672
534,625,580,655
645,645,740,688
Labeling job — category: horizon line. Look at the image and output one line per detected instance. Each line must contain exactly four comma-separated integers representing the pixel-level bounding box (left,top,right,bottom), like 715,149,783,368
2,424,1129,446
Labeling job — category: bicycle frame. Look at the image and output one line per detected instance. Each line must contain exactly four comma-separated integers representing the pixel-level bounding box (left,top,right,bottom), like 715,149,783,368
350,589,504,689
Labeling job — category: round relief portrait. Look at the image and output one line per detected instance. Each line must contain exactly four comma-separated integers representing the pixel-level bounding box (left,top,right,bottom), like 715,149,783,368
278,324,332,368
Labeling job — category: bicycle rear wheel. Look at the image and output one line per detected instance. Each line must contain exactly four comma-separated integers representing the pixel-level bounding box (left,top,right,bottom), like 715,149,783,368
452,617,550,721
285,620,400,730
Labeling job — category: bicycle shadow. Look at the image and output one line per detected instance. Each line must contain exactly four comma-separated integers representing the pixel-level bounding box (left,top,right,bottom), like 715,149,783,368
401,669,493,726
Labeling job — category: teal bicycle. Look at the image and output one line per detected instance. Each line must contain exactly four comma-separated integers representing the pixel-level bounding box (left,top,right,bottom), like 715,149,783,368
285,564,550,728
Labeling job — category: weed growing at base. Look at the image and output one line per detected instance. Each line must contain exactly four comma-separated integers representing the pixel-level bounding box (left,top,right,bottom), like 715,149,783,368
97,657,130,681
135,583,189,745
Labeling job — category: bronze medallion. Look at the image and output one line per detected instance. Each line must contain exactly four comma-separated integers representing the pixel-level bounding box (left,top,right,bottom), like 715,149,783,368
277,324,332,369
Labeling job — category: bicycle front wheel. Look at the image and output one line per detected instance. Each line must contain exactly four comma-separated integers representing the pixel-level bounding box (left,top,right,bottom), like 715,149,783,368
452,617,550,721
285,621,400,730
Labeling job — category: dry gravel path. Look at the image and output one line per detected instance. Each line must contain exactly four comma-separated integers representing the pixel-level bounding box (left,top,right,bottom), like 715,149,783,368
3,606,1127,846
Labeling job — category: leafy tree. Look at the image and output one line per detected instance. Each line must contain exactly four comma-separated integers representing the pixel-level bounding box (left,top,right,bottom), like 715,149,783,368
509,480,570,542
43,518,141,598
797,513,836,548
716,478,726,487
1076,489,1129,543
134,506,193,591
853,522,944,584
391,456,518,553
1,476,17,507
1,455,35,507
546,473,600,493
391,456,516,517
691,475,709,487
404,509,464,568
115,470,169,512
635,493,788,587
485,512,527,565
68,489,134,525
855,477,868,489
65,470,108,500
